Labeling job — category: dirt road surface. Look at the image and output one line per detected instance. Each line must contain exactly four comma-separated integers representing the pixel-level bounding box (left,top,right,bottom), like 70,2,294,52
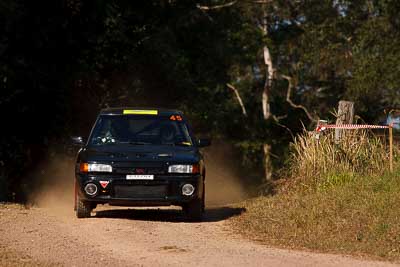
0,148,397,266
0,203,397,267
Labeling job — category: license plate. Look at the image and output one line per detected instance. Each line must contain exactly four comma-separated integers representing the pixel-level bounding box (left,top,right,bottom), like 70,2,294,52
126,175,154,180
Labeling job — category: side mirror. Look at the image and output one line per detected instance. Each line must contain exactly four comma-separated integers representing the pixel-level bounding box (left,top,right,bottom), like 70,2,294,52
197,138,211,148
71,136,85,146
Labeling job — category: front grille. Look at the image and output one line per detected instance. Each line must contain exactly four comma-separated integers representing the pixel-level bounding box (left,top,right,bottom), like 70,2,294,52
113,185,167,199
113,167,165,175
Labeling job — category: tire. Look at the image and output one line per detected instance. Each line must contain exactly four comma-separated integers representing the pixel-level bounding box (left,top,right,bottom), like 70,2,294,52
201,186,205,213
76,194,92,218
183,186,205,222
183,199,203,221
74,181,78,211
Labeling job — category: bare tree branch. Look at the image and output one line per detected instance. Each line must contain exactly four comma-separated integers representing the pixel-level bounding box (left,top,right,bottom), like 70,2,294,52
227,83,248,116
253,0,273,3
197,0,272,11
280,74,318,122
196,1,237,10
271,115,295,140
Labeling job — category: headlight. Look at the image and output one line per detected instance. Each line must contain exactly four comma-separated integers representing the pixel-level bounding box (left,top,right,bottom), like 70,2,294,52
80,163,112,173
168,164,199,174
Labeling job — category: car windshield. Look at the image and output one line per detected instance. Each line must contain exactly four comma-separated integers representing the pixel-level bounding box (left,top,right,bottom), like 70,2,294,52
89,115,193,146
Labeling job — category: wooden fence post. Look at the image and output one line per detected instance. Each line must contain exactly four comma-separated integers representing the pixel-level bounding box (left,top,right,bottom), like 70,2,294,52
335,101,354,143
389,125,393,172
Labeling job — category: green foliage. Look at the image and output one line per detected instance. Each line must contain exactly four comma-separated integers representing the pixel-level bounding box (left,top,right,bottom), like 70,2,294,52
348,15,400,118
1,0,400,200
318,172,356,190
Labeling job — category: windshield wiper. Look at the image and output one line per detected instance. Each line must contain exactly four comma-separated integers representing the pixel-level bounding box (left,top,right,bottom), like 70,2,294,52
127,141,152,145
175,142,192,146
163,142,192,147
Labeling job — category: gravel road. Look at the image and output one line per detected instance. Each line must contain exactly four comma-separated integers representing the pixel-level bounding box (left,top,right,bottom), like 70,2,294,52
0,203,396,267
1,148,396,266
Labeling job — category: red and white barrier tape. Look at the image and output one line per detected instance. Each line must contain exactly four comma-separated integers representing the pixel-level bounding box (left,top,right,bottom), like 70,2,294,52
316,124,391,132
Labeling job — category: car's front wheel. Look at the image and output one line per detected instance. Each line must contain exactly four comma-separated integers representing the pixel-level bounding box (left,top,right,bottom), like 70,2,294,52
183,199,203,221
75,195,92,218
183,187,205,222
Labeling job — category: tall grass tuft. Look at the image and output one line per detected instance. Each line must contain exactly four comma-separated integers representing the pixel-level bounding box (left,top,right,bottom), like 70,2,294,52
289,130,390,189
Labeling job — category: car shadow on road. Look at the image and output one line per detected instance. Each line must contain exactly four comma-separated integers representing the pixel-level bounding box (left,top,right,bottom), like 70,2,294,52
94,206,246,223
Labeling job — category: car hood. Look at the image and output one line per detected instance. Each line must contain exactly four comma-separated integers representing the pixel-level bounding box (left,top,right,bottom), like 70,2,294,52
79,144,200,164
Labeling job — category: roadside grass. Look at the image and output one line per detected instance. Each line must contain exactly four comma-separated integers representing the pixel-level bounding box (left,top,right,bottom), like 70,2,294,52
231,130,400,260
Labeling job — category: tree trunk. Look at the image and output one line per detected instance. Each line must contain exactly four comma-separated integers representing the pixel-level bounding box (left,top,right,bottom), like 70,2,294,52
262,46,274,120
261,6,274,121
335,100,354,142
263,144,272,182
260,5,274,183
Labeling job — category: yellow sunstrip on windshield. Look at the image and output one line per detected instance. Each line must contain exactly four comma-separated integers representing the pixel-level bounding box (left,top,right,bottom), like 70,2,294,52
123,110,158,115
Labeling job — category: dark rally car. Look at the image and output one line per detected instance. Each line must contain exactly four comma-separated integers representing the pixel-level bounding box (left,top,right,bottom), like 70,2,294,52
72,108,210,221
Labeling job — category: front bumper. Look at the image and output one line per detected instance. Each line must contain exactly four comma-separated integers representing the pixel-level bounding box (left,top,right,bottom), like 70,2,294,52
76,173,203,206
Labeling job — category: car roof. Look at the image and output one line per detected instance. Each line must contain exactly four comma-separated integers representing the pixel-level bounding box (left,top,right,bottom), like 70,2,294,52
99,107,183,116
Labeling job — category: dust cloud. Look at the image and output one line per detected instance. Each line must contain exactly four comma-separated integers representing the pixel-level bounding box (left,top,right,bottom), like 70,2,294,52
28,140,247,215
28,154,75,216
203,140,248,206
